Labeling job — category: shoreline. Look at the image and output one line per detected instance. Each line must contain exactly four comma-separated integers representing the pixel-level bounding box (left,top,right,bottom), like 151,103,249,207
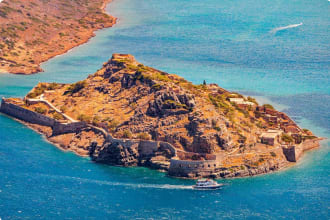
0,0,118,75
0,87,323,179
36,0,117,75
20,118,325,179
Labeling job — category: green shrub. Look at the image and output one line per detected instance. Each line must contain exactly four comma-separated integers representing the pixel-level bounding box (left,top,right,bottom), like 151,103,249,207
92,116,101,125
282,133,294,143
47,82,60,90
65,81,87,95
137,132,151,140
122,130,132,139
247,96,258,105
109,119,119,129
53,112,63,120
27,84,47,98
60,105,67,113
262,104,274,110
34,107,47,114
77,114,91,123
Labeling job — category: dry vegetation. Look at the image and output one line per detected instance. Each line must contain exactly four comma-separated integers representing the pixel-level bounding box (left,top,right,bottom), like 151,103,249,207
0,0,115,74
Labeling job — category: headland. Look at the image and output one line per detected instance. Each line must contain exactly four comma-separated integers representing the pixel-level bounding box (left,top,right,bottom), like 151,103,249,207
0,54,322,178
0,0,116,74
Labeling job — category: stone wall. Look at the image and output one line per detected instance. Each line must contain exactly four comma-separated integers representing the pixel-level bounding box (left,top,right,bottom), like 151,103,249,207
52,121,87,136
0,98,56,127
168,158,221,178
282,138,320,162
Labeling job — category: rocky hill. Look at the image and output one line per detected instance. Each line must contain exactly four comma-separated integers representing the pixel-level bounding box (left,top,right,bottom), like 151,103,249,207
0,54,320,178
0,0,115,74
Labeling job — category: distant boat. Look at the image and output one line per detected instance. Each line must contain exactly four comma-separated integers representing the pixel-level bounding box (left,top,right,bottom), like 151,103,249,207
270,22,303,33
193,179,222,190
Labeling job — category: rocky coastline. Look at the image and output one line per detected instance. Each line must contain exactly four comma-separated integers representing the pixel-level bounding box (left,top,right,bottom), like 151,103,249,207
0,54,322,179
0,0,116,74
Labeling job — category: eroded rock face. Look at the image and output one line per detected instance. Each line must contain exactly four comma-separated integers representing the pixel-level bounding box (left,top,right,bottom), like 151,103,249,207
147,90,195,117
91,142,139,166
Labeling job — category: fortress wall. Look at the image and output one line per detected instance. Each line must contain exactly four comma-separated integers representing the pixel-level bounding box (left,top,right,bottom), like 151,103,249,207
52,121,87,136
0,99,56,127
282,146,296,162
282,139,320,162
111,138,140,149
138,140,159,156
168,159,221,178
159,142,177,157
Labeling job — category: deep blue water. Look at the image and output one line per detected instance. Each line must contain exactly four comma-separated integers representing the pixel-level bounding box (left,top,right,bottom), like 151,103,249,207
0,0,329,219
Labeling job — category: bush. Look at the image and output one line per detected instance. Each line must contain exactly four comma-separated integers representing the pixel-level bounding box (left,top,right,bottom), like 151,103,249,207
53,112,63,120
92,116,101,125
270,152,276,157
247,96,258,105
47,82,60,90
262,104,274,110
34,107,47,114
137,132,151,140
109,119,119,129
122,130,132,139
77,114,91,123
282,133,294,143
60,105,67,113
27,84,47,98
65,81,87,95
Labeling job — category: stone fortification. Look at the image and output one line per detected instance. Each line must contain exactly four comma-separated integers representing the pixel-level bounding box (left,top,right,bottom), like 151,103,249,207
168,159,221,178
52,122,88,136
282,139,321,162
0,98,56,127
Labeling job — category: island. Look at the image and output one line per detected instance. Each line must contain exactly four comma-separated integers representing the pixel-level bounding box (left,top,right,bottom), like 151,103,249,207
0,54,322,178
0,0,115,74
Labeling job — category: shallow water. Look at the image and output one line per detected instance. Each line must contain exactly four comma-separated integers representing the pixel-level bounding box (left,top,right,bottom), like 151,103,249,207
0,0,329,219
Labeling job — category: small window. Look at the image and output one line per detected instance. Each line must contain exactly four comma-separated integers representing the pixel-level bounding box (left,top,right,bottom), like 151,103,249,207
208,164,210,167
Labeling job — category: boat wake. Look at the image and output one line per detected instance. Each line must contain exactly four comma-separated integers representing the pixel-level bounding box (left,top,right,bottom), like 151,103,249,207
38,173,194,190
270,23,303,33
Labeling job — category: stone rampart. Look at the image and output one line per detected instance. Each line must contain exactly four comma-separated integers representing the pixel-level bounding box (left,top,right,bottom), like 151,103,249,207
282,138,320,162
168,158,221,178
0,98,56,127
52,121,88,136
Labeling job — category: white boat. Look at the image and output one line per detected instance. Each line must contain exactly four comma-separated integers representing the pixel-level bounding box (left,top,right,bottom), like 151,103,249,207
193,178,222,190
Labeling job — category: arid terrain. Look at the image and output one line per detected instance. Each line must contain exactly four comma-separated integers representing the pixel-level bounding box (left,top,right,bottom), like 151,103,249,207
0,54,321,178
0,0,115,74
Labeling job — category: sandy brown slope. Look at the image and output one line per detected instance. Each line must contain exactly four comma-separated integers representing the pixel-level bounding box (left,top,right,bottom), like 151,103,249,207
0,0,116,74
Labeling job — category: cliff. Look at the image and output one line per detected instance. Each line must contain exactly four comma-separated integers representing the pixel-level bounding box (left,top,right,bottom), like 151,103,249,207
0,54,321,178
0,0,115,74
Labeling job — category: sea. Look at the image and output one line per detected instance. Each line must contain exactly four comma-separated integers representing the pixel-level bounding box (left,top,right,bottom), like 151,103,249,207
0,0,329,219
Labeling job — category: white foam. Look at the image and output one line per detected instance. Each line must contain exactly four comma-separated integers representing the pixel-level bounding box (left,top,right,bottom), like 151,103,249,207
38,173,194,190
271,23,303,33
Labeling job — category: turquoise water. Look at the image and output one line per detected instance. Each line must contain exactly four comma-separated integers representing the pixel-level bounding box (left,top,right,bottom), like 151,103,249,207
0,0,329,218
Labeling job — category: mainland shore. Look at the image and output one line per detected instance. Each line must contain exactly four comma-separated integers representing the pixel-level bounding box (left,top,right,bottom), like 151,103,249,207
0,0,116,74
